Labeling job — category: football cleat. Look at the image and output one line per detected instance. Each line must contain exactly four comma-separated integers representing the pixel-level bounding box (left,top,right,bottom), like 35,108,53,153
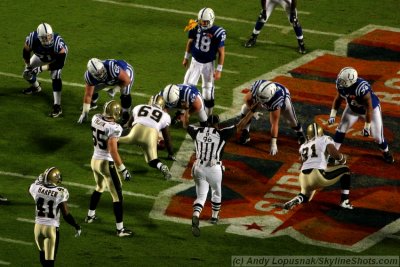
191,216,200,237
160,165,172,180
239,129,250,145
84,215,97,224
50,104,62,118
298,40,306,54
245,35,258,48
383,151,395,164
22,83,42,94
209,217,219,225
0,195,9,204
116,227,134,237
283,196,302,210
340,199,353,209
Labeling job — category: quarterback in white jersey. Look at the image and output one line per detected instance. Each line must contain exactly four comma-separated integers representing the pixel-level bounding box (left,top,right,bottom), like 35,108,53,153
281,123,353,210
85,100,133,237
29,167,81,267
119,95,175,180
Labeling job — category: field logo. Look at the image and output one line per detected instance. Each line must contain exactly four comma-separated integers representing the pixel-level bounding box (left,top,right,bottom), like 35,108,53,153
150,25,400,252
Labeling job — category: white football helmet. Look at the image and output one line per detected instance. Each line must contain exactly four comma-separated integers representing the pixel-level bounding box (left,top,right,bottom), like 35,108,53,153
37,23,54,47
162,84,180,108
198,7,215,30
337,67,358,88
87,58,107,81
256,81,277,104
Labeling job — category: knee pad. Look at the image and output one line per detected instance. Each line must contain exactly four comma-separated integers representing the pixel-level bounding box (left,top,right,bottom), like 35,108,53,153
52,79,62,92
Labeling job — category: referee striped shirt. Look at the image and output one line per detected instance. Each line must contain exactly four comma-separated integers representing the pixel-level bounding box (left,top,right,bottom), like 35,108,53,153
187,125,236,162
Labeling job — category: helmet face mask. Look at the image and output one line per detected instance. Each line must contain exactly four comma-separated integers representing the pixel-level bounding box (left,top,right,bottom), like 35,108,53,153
43,167,62,186
149,95,166,110
37,23,54,47
337,67,358,88
256,81,277,105
162,84,180,108
198,8,215,30
87,58,107,81
103,100,122,121
306,123,324,140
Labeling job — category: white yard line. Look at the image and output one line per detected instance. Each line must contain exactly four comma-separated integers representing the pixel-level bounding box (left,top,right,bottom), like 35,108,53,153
0,237,33,246
93,0,343,37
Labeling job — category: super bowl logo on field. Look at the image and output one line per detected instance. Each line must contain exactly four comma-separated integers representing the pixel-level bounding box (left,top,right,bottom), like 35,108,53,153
150,26,400,252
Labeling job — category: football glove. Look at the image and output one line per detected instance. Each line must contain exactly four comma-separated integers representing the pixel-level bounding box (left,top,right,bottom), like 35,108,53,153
362,122,371,137
121,168,132,181
252,112,263,120
270,138,278,156
77,112,88,124
259,9,267,21
328,109,337,125
75,225,81,237
167,154,177,161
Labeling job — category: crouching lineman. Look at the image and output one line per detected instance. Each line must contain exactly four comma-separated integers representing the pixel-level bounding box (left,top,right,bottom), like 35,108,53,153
29,167,81,267
239,80,305,155
281,123,353,210
119,95,175,180
188,111,255,237
22,23,68,117
160,84,208,128
78,58,134,126
328,67,394,164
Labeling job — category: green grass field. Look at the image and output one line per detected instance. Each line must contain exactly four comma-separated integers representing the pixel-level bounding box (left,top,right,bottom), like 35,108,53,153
0,1,399,266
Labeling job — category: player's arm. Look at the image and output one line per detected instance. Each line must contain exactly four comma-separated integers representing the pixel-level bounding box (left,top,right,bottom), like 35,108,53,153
328,92,343,124
60,201,81,234
326,143,347,164
161,127,174,156
109,137,123,167
237,101,259,133
291,0,297,11
269,108,281,138
22,44,32,66
214,46,225,80
362,92,373,124
260,0,267,10
183,38,194,68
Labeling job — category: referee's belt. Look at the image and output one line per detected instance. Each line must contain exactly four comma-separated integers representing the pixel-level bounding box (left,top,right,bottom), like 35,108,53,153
197,160,221,167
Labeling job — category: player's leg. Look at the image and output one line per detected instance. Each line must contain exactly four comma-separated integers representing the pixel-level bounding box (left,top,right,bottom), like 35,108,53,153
85,159,105,223
333,106,359,150
283,2,306,53
22,54,43,94
183,59,201,87
245,2,276,47
207,165,223,224
370,106,394,163
323,165,352,208
282,96,305,144
191,166,209,237
201,62,215,116
49,69,63,117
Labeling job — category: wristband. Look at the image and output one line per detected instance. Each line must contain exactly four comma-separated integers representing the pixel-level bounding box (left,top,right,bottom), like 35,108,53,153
113,85,121,92
216,64,223,72
364,122,371,129
271,137,277,145
41,65,49,71
82,103,91,113
329,109,337,118
184,52,190,59
117,164,126,172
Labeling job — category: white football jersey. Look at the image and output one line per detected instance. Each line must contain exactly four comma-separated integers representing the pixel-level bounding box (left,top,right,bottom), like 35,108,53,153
299,135,335,170
29,181,69,227
131,104,171,131
91,114,123,161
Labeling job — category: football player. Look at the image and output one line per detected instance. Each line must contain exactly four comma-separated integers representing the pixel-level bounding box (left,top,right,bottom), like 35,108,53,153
160,84,208,128
22,23,68,117
118,95,175,180
239,80,305,155
77,58,135,126
29,167,81,267
281,123,353,210
328,67,395,164
183,7,226,116
85,100,133,237
188,112,256,237
244,0,306,54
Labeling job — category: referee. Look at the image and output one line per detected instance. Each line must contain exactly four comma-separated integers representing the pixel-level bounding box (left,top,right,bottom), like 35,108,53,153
187,112,254,237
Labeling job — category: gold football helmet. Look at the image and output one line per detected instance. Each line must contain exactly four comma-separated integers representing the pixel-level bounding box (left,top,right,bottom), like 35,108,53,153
43,167,62,186
103,100,122,121
149,95,166,110
306,123,324,140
